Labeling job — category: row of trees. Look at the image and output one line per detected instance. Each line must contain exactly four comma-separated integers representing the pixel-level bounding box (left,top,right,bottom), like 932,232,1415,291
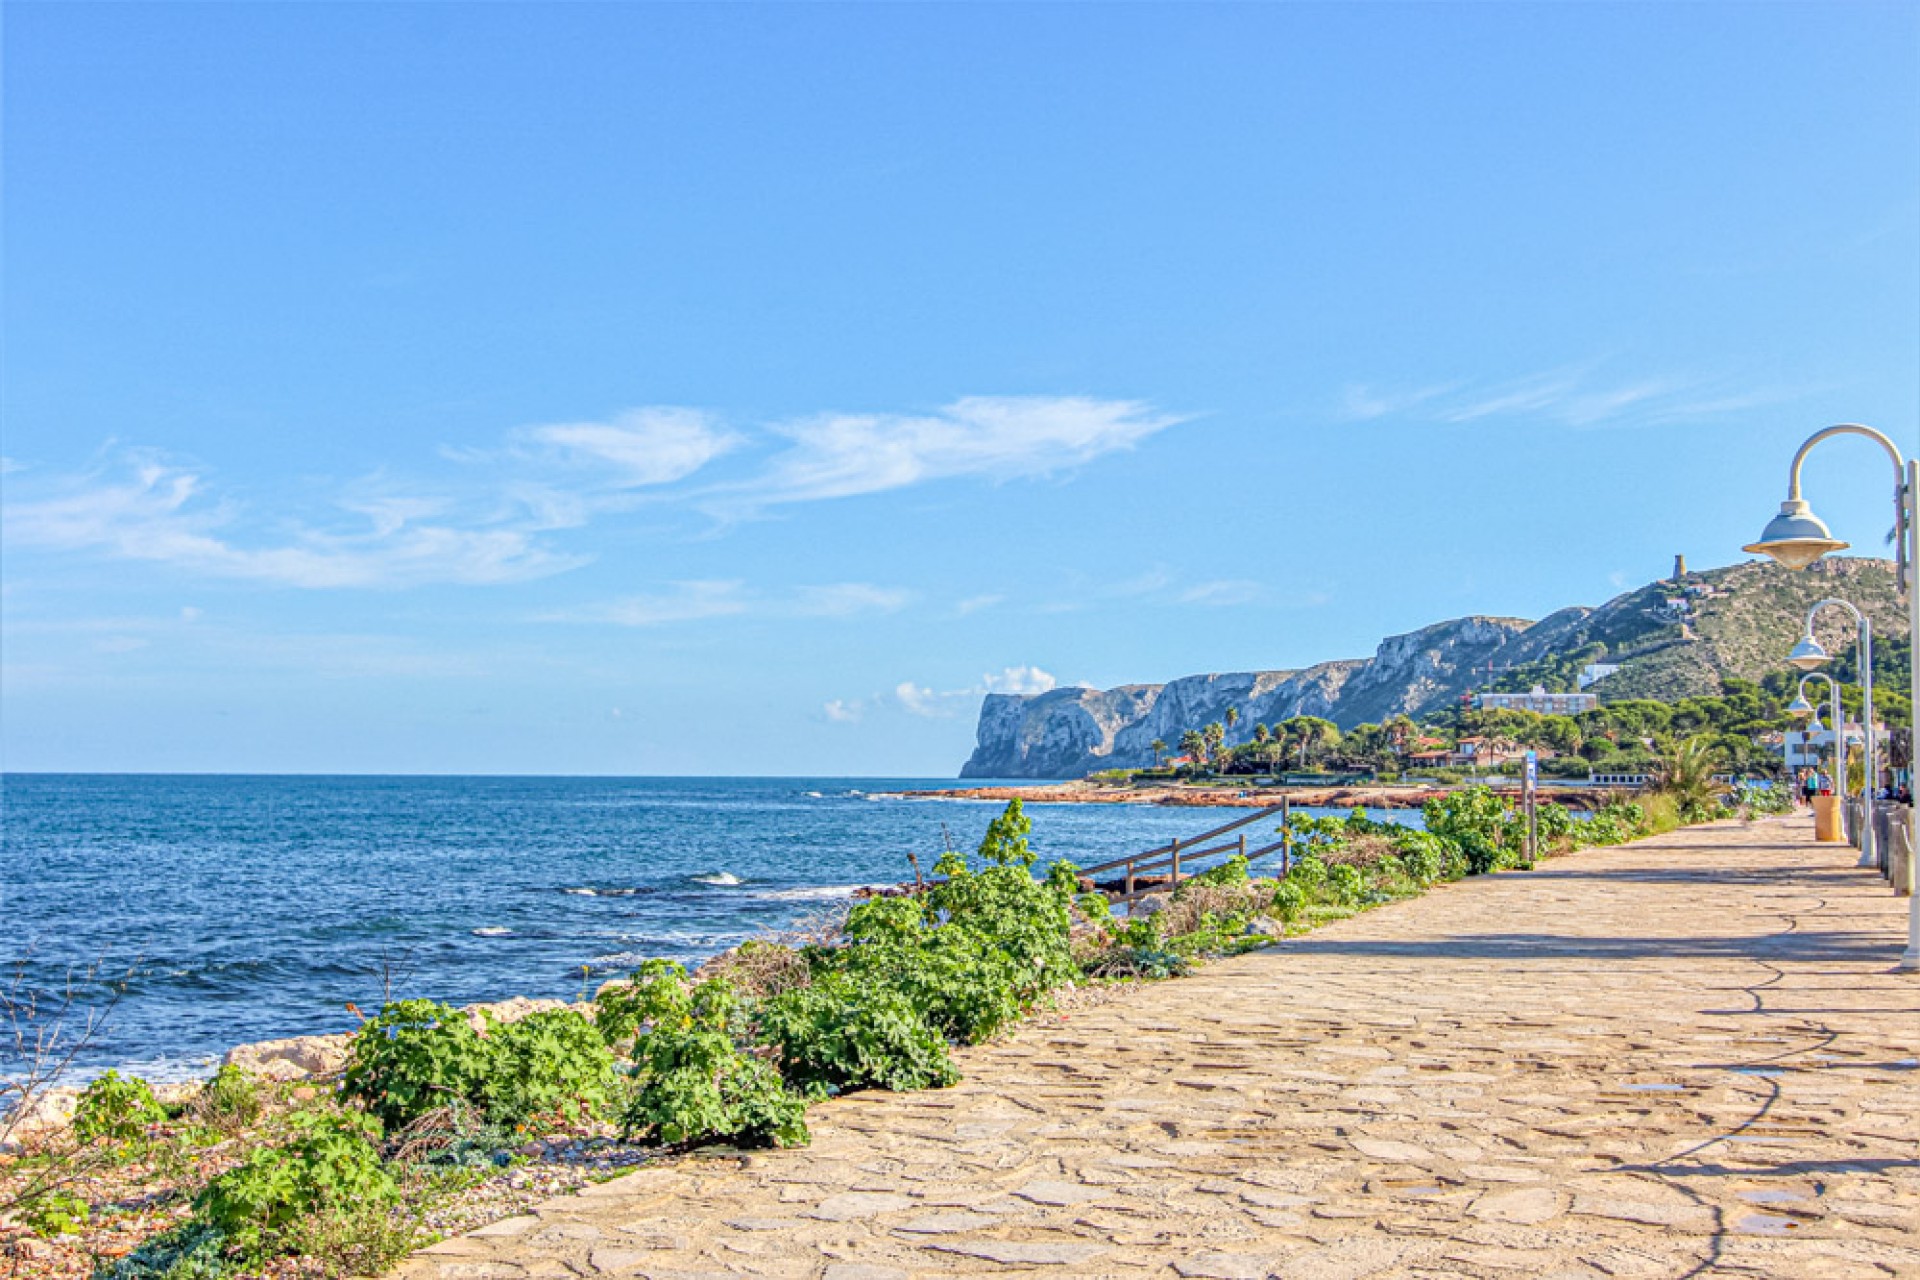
1153,709,1352,774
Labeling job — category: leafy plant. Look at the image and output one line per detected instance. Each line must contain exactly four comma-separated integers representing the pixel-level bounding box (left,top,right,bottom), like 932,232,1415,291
103,1220,234,1280
194,1109,399,1262
72,1069,165,1145
613,961,808,1149
1188,854,1250,887
192,1063,263,1132
1270,880,1306,921
1324,864,1365,907
341,999,490,1130
21,1187,89,1237
1457,831,1503,876
757,974,958,1094
481,1008,617,1128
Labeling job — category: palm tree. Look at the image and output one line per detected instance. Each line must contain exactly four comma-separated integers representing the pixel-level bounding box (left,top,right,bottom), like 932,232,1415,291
1225,706,1239,736
1178,729,1206,769
1203,722,1226,769
1252,723,1271,745
1281,716,1339,770
1649,735,1728,820
1150,738,1167,768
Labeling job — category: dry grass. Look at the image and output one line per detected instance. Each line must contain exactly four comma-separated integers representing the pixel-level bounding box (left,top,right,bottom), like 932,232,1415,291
1318,834,1400,868
1155,879,1270,937
693,941,812,1000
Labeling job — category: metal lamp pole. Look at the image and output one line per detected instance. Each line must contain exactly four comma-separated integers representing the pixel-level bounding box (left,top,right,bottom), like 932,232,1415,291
1789,598,1875,869
1789,673,1844,804
1742,423,1919,971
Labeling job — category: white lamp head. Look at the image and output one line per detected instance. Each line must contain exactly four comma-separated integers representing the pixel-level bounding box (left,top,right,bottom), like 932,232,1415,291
1786,694,1814,719
1787,635,1831,671
1743,498,1849,569
1806,715,1825,734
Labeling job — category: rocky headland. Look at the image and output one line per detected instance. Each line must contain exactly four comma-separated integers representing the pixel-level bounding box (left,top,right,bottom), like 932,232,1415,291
961,557,1903,779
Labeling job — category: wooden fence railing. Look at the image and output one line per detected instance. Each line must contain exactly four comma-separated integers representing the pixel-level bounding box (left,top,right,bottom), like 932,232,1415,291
1079,801,1294,912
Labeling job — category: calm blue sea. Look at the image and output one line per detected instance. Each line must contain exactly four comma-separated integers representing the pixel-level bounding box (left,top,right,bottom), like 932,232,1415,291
0,775,1411,1081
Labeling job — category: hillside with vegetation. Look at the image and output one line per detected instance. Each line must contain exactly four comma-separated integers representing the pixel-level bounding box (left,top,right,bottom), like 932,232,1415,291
964,557,1907,778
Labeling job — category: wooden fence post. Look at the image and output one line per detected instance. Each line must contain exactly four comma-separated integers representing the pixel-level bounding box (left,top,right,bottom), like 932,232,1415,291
1281,797,1292,874
1170,838,1181,884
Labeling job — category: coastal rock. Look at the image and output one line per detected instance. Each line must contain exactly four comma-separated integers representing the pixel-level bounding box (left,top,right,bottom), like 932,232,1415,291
223,1032,352,1081
1,1085,81,1147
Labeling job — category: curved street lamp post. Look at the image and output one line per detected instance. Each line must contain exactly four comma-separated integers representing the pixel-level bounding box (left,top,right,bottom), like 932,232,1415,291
1789,598,1875,870
1786,673,1844,808
1742,423,1918,971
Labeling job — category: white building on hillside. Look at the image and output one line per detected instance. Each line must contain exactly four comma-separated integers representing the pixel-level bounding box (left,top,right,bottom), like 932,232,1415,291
1475,685,1599,716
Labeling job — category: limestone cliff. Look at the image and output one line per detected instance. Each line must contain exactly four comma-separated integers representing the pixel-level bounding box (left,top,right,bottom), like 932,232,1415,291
958,557,1905,779
960,616,1525,778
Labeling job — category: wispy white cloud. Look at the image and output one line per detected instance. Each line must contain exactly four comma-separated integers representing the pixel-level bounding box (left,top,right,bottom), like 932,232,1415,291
551,580,911,628
1,453,581,588
5,395,1183,590
518,408,740,487
1340,382,1460,421
1341,363,1806,430
1178,579,1262,607
556,580,751,627
822,698,864,723
715,396,1182,513
791,583,913,618
954,593,1004,617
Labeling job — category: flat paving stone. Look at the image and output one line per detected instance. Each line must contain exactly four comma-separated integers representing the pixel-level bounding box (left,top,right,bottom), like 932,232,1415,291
393,818,1920,1280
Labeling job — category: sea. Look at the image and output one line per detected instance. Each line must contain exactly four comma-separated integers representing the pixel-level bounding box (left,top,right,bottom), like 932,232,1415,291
0,774,1415,1082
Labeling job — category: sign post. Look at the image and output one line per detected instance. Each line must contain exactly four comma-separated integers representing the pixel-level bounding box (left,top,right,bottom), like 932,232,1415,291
1522,750,1539,869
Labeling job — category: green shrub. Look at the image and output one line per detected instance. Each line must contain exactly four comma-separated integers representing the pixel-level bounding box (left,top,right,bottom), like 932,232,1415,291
1324,864,1366,907
73,1070,165,1145
1391,830,1451,883
1270,880,1306,921
1287,856,1327,889
341,999,491,1130
1457,831,1503,876
481,1009,617,1128
831,930,1026,1044
22,1188,89,1237
1422,786,1519,856
194,1110,398,1261
1187,854,1250,887
757,974,958,1095
193,1063,263,1131
102,1220,233,1280
615,962,808,1149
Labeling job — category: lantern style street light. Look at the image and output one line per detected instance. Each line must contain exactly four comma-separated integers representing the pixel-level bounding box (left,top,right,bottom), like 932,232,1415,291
1789,599,1876,870
1743,424,1918,971
1790,673,1844,800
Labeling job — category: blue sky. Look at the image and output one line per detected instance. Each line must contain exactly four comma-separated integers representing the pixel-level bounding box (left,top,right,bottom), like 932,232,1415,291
3,2,1916,776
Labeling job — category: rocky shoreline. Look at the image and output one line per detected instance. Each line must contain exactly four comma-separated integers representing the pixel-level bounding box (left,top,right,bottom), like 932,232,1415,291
896,779,1609,810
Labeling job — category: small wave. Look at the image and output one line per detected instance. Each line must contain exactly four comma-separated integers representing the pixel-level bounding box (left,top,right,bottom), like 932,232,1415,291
749,883,881,902
802,790,825,798
471,926,515,937
689,872,743,887
561,886,648,898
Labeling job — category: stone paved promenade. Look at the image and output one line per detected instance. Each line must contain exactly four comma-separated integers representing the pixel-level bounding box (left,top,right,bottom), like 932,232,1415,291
403,817,1919,1280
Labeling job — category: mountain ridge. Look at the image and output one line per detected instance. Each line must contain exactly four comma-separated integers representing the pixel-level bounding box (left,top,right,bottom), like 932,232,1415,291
959,557,1904,779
